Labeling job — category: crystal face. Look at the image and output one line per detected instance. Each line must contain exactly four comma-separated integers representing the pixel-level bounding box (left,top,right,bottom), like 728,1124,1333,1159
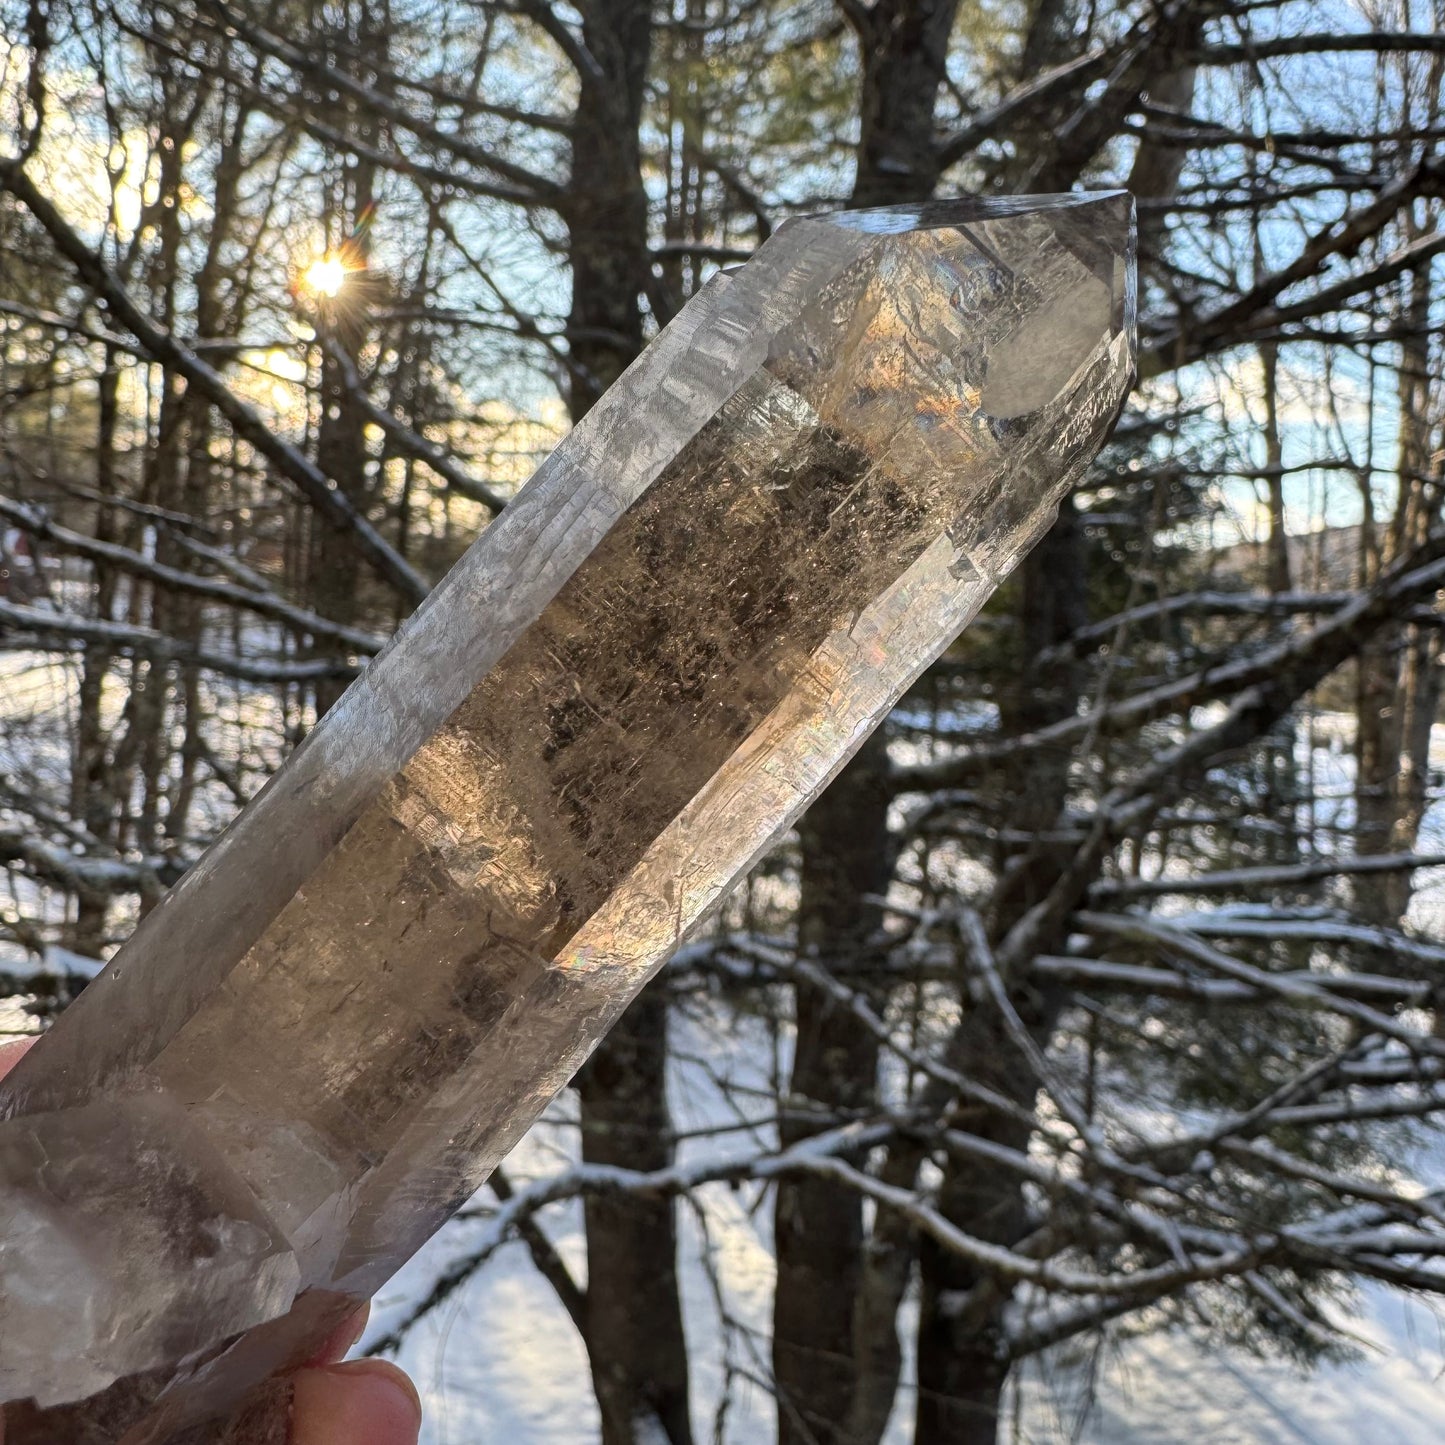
0,194,1135,1443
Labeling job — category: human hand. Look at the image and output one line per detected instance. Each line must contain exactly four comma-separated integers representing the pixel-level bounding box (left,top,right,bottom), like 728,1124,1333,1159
289,1308,422,1445
0,1039,422,1445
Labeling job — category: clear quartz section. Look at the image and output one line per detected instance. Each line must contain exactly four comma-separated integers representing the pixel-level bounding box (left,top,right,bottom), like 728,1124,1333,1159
0,193,1135,1443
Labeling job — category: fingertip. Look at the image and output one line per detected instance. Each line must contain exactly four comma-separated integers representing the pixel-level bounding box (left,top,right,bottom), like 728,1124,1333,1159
305,1302,371,1366
0,1039,36,1080
291,1359,421,1445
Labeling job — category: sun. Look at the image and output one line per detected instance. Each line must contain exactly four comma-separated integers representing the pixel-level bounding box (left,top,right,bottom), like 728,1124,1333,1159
300,253,352,299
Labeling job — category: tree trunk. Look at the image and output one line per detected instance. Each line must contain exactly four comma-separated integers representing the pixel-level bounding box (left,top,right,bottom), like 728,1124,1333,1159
578,988,694,1445
851,0,959,208
1260,340,1292,596
774,732,894,1445
1354,245,1440,926
912,17,1205,1437
771,0,961,1438
309,4,385,719
914,499,1086,1445
68,346,122,956
563,1,693,1439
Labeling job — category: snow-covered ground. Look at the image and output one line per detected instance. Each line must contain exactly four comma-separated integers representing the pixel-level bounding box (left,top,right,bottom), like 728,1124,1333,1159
367,999,1445,1444
1028,1283,1445,1444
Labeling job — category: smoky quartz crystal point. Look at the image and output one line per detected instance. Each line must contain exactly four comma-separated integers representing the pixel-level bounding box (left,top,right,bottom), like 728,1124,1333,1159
0,193,1135,1442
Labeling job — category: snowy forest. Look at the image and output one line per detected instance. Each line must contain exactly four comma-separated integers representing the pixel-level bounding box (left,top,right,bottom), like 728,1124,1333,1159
3,0,1445,1441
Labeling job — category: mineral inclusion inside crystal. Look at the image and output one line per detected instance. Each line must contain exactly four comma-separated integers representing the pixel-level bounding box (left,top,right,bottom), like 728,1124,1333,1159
0,194,1135,1443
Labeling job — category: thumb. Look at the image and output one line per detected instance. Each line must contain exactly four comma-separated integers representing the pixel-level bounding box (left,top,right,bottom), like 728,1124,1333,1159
290,1361,421,1445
